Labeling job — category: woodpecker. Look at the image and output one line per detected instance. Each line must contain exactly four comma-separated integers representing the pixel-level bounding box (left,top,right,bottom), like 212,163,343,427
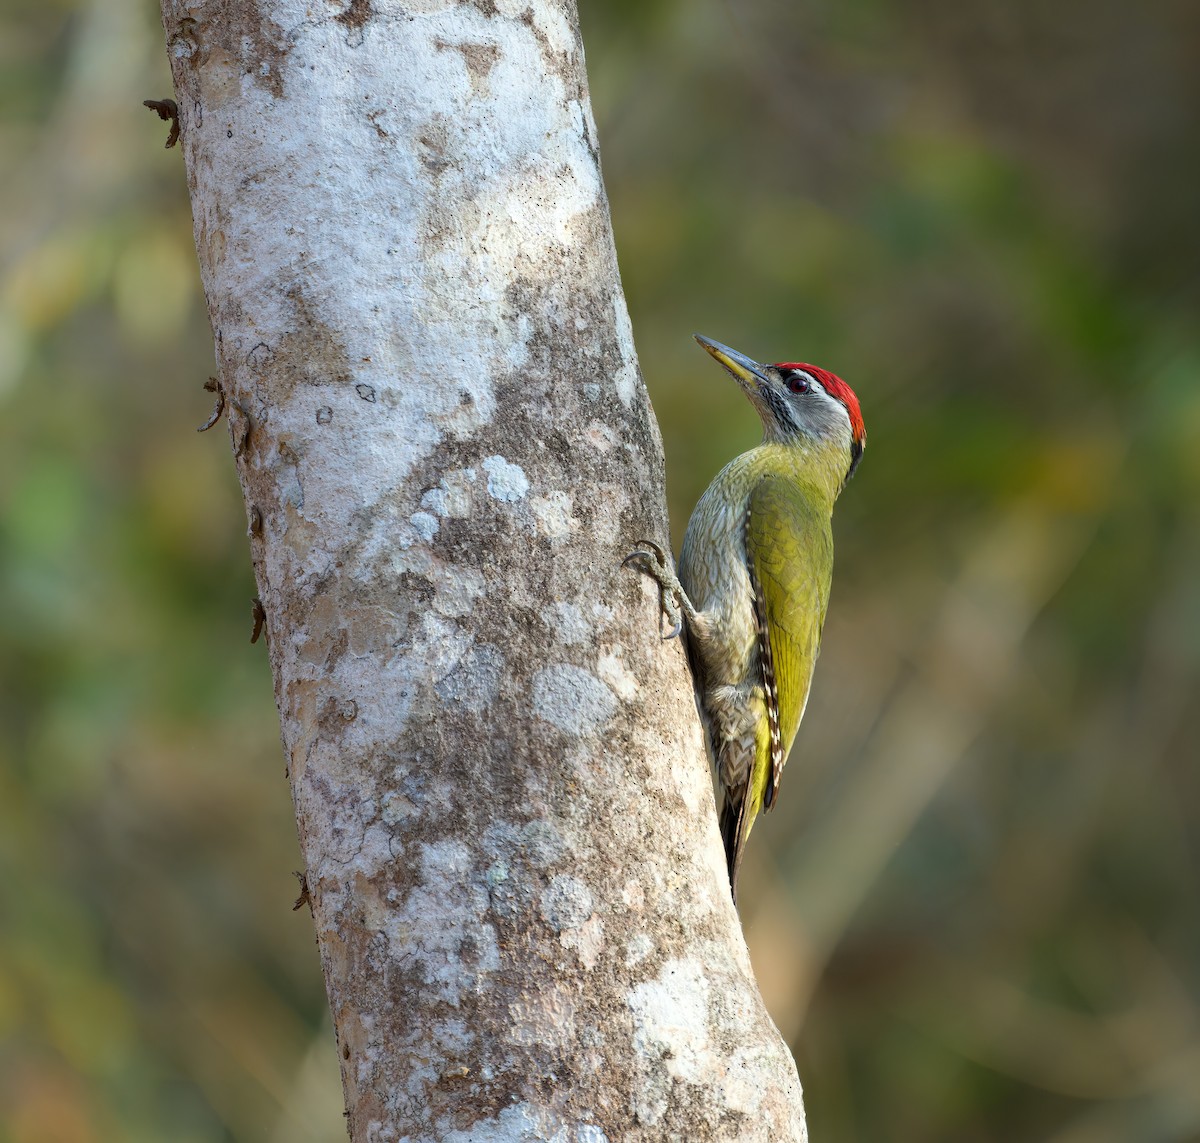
626,335,865,903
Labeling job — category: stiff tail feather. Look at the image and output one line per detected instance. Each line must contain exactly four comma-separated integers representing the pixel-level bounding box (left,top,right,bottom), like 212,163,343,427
720,789,751,904
720,720,773,904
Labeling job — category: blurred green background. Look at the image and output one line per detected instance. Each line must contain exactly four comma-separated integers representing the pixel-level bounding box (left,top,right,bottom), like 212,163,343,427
2,0,1198,1139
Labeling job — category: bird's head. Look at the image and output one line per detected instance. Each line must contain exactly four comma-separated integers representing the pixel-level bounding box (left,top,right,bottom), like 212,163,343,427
695,334,865,483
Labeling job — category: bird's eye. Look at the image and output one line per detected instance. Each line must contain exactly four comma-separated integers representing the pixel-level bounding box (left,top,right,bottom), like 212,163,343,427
786,373,810,394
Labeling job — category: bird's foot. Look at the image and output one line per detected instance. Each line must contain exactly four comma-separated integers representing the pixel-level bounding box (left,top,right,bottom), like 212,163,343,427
622,540,692,640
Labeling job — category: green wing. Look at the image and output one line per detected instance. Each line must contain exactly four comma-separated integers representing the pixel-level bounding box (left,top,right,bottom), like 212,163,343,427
745,475,833,811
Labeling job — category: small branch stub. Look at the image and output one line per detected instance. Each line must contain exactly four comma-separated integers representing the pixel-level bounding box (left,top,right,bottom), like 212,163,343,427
143,97,180,148
229,400,251,457
293,871,312,914
250,596,266,644
197,377,225,432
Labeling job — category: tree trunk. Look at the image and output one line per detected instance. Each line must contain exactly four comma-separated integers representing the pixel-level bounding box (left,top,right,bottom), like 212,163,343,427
158,2,807,1139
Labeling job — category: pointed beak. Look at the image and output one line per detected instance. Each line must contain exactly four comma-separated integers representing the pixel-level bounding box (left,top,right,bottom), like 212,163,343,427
694,334,771,392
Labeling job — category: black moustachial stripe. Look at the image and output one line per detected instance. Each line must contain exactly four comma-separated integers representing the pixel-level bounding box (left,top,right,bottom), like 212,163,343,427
762,385,798,434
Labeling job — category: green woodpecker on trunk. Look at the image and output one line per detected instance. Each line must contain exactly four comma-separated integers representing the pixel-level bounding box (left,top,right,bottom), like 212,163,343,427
626,335,865,903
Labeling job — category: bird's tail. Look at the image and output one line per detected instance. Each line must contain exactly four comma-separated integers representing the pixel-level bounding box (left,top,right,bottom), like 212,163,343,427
720,721,773,905
720,791,750,905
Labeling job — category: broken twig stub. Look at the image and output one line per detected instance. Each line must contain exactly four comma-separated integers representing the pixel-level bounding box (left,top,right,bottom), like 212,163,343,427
143,97,180,148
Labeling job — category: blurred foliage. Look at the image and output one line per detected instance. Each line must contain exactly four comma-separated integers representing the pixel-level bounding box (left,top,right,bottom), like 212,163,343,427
1,0,1198,1140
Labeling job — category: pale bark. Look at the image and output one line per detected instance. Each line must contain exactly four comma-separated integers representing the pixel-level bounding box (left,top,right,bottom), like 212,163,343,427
158,1,807,1139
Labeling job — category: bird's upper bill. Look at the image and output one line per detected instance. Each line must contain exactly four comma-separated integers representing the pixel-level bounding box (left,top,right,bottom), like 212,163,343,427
694,334,865,445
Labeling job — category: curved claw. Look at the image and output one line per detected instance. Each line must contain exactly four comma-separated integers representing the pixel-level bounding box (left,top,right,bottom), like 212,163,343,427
622,540,667,569
661,617,683,641
622,548,658,570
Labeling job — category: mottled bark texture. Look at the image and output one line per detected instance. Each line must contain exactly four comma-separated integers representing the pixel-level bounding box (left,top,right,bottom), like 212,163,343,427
159,1,807,1139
